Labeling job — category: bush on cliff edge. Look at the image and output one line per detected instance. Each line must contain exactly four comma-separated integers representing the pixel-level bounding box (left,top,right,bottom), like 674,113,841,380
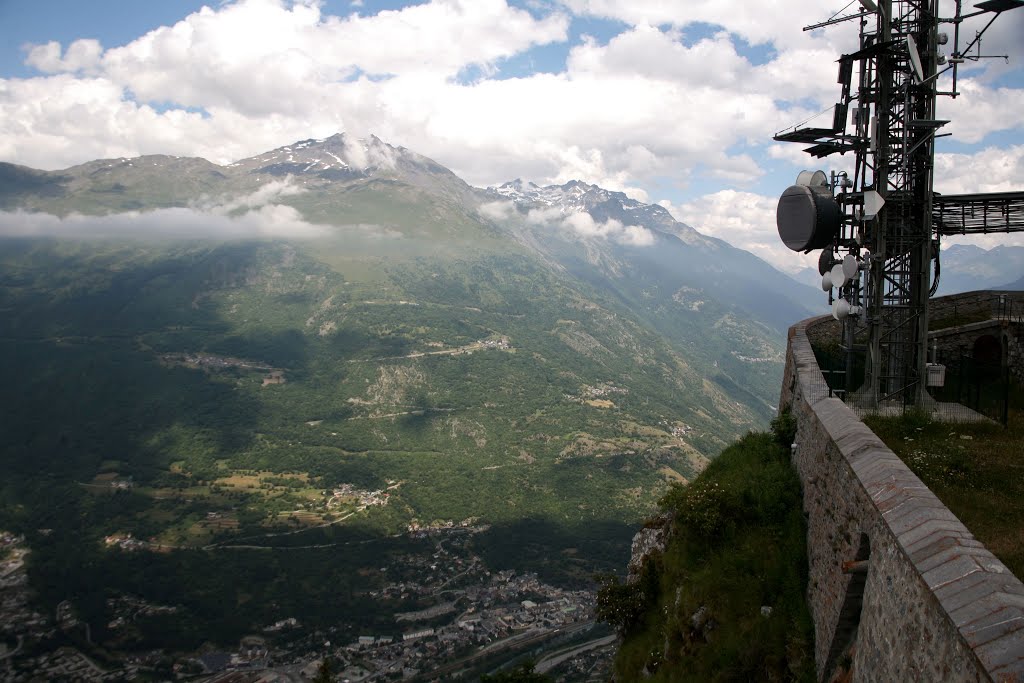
599,421,815,681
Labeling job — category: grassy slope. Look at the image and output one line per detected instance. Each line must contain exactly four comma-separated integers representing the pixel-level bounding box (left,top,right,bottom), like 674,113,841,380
602,424,815,682
0,235,763,648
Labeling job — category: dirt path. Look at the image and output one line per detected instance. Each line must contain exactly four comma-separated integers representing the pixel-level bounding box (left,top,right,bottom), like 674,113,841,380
346,342,486,363
203,510,360,549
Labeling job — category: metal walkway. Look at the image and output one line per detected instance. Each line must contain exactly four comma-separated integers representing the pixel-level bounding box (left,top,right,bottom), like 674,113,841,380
933,191,1024,235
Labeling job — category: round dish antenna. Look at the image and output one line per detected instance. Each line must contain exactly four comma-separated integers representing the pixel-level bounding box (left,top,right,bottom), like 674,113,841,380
832,299,861,321
796,170,829,187
777,175,841,252
830,263,848,287
842,254,860,279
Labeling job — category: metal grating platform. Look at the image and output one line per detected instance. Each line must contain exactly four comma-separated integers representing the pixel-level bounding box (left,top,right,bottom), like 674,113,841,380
933,191,1024,235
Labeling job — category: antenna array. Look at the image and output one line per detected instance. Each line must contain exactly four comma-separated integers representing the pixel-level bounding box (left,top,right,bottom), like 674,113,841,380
774,0,1024,409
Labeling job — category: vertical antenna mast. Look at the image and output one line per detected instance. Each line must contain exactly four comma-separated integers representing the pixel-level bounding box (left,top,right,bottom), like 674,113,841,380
773,0,1024,410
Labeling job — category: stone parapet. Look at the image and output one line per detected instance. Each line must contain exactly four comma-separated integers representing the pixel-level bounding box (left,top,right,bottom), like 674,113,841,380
780,314,1024,682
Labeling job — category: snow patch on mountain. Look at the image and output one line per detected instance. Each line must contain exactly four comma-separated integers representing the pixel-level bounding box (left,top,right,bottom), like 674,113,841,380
490,178,671,222
485,178,706,248
480,182,656,246
228,133,405,178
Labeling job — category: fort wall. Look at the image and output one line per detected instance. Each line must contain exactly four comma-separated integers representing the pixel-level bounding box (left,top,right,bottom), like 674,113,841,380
780,306,1024,682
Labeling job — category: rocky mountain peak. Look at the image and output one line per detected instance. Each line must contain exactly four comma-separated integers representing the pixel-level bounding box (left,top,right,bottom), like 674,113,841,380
227,132,406,180
487,177,695,242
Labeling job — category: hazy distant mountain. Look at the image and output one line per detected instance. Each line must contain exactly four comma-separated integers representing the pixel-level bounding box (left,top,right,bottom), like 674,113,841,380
936,244,1024,295
485,178,820,330
998,275,1024,290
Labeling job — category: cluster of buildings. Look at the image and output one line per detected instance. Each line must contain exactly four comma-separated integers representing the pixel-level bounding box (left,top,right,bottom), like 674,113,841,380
404,518,479,534
0,532,52,656
655,418,694,438
102,533,150,552
0,526,605,682
6,648,125,682
478,337,511,350
287,571,594,682
164,352,273,372
581,383,629,398
263,617,300,633
730,350,781,364
327,484,389,509
326,528,596,681
0,534,28,590
669,424,693,438
105,594,180,631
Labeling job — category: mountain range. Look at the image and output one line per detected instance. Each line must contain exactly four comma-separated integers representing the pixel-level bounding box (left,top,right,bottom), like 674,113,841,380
0,133,819,651
935,243,1024,294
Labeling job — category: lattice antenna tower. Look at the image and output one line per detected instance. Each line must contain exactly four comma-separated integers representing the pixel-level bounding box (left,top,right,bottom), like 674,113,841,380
775,0,1024,408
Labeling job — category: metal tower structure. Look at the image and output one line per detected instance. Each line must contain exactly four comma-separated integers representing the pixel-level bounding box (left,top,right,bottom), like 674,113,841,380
774,0,1024,409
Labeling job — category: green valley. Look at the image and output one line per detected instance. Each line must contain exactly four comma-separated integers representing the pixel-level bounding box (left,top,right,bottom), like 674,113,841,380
0,136,814,674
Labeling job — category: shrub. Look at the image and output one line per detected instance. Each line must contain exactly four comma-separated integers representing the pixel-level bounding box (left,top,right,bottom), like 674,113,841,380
770,408,797,448
612,431,815,681
596,555,662,635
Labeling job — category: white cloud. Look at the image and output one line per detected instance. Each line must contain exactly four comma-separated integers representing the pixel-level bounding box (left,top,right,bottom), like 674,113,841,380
618,224,656,246
526,205,565,225
671,145,1024,277
934,145,1024,195
0,0,1020,223
933,144,1024,251
199,178,307,213
558,0,821,46
478,200,516,220
672,190,817,274
766,143,815,168
0,204,324,240
939,80,1024,144
339,134,399,171
0,1,831,186
0,74,339,170
25,39,104,74
92,0,568,117
0,179,327,240
531,208,655,246
482,199,656,245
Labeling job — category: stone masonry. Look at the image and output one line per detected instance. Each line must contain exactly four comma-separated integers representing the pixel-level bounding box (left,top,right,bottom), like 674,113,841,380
927,290,1024,399
780,314,1024,682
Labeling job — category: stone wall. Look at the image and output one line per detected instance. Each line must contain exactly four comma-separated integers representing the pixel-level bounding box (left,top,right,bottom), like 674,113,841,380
929,290,1024,328
929,320,1003,359
1009,329,1024,386
780,315,1024,682
926,289,1024,387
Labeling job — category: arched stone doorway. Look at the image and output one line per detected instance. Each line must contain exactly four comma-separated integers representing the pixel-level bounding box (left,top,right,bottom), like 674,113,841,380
973,334,1002,366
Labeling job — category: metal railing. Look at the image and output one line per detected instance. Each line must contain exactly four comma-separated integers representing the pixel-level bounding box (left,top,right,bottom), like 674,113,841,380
930,292,1023,331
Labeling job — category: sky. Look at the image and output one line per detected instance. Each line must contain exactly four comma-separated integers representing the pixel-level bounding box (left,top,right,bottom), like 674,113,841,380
1,0,1022,275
